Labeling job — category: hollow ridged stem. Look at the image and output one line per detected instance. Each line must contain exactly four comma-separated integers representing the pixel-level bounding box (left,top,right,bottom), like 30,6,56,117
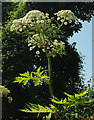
46,50,57,119
48,56,54,98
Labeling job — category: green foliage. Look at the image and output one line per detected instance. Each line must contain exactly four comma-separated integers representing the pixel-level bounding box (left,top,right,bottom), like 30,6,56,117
18,90,94,120
20,103,53,113
13,71,32,85
65,87,94,120
52,91,88,106
14,66,50,86
42,113,52,120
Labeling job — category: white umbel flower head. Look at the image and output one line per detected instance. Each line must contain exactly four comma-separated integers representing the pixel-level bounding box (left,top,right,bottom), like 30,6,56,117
36,51,40,55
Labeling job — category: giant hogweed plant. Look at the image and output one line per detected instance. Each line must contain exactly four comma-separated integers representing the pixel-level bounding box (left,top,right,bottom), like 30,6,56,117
10,10,94,119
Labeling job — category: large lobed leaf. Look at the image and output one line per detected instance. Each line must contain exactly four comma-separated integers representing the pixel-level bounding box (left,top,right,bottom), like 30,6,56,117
20,103,53,113
13,66,50,86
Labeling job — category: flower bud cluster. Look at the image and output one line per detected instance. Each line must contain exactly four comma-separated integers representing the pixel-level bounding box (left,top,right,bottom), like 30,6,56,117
54,10,79,25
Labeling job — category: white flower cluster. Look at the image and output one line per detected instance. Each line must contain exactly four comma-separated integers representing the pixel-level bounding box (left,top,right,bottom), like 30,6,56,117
23,10,50,24
10,10,50,32
28,33,65,56
50,39,65,57
53,39,65,49
10,19,24,32
10,10,79,57
28,33,49,52
54,10,79,25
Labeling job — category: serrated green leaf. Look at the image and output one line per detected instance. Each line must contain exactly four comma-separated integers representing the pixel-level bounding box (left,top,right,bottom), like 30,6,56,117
20,103,53,113
39,70,48,76
43,113,52,120
64,92,74,98
37,66,41,77
50,104,58,112
63,98,67,103
20,71,29,77
20,109,32,113
13,71,31,85
79,91,87,97
52,96,59,101
75,93,80,98
51,98,63,104
75,91,87,98
33,80,41,87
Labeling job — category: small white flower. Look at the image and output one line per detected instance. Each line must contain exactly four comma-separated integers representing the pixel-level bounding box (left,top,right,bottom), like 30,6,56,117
54,39,58,42
42,49,45,52
36,51,40,55
31,39,35,43
60,41,65,45
75,21,79,25
51,48,55,51
30,24,33,27
53,42,58,46
61,15,63,18
40,20,44,23
69,20,72,23
23,26,26,29
61,19,64,23
66,17,70,20
36,20,40,24
57,17,60,21
28,43,31,46
64,22,68,25
30,47,33,51
38,45,41,48
47,47,50,49
45,13,49,16
47,19,51,23
29,46,35,51
50,45,53,47
32,46,36,49
60,44,65,49
19,28,22,32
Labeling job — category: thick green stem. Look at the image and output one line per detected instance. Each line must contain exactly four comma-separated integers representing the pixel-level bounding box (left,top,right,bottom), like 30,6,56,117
48,57,52,81
48,56,54,98
47,55,58,119
47,53,66,120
